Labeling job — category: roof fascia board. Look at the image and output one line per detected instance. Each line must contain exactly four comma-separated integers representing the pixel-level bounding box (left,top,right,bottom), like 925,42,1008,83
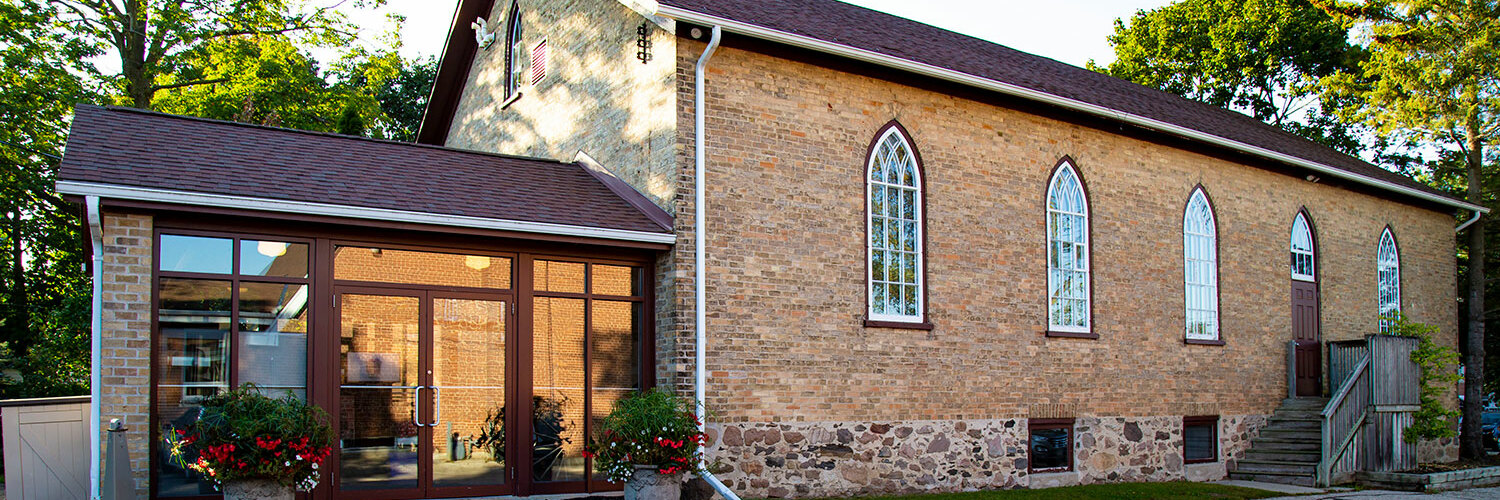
616,0,675,30
56,180,677,244
655,5,1486,214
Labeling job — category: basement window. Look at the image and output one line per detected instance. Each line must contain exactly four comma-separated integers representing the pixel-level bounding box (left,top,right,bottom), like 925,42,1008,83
1184,415,1219,463
1028,418,1074,473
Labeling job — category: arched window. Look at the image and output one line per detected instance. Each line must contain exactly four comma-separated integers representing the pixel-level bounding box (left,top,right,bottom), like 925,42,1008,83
1290,212,1315,281
867,125,924,323
1377,228,1400,332
1046,159,1090,333
1183,188,1218,341
504,3,524,99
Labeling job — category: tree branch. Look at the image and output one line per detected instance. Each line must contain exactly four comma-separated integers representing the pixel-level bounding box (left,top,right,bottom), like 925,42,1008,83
150,77,229,91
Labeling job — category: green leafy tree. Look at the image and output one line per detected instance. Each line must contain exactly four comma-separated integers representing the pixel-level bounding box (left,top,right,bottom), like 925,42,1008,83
1316,0,1500,459
0,0,98,396
1093,0,1366,153
52,0,376,109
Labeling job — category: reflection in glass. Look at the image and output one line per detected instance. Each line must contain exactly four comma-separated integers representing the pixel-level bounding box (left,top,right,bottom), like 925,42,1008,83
590,301,640,455
240,240,309,278
159,235,232,274
433,298,508,487
339,294,421,492
1030,427,1070,471
334,246,511,289
591,265,641,296
533,261,585,294
1184,423,1216,461
237,282,309,400
155,278,231,497
532,297,585,482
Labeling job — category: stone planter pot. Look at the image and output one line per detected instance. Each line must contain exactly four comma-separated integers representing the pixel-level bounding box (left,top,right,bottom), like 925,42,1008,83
222,478,293,500
625,465,681,500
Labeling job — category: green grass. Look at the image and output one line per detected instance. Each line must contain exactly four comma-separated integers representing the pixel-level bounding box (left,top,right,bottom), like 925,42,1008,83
813,481,1283,500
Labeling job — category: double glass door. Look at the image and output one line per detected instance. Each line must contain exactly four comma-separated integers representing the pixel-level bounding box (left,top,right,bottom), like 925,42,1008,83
336,289,513,498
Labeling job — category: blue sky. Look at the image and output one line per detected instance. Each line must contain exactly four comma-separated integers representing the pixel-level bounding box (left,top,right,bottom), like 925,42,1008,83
342,0,1174,69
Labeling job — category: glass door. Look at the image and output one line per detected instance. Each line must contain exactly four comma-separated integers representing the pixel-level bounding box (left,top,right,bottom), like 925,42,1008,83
334,289,514,499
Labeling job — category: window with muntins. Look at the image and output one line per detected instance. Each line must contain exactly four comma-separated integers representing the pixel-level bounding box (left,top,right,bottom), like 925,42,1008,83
1378,228,1400,332
504,4,523,99
1047,161,1090,333
1291,212,1315,281
866,126,924,323
1184,189,1218,341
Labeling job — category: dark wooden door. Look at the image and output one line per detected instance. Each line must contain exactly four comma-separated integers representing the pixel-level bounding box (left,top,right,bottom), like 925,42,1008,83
1292,280,1321,396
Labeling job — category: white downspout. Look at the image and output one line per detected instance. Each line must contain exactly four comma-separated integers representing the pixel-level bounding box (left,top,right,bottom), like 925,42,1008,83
692,25,739,500
86,195,103,500
1457,210,1483,233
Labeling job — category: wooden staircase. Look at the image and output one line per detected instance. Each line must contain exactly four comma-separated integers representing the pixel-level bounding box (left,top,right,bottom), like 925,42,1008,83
1228,397,1327,486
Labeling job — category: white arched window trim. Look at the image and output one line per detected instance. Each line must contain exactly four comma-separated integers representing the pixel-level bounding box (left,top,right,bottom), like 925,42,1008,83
1183,188,1219,341
866,126,924,323
1290,212,1315,282
504,4,524,99
1377,227,1401,333
1046,160,1091,333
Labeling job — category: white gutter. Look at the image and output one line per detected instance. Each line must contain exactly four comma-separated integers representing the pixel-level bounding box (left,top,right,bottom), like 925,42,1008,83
652,5,1488,215
85,195,103,500
55,181,676,245
1457,210,1483,233
691,25,739,500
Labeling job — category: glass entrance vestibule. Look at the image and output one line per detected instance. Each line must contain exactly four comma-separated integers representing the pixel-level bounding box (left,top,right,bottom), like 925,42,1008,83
151,229,655,499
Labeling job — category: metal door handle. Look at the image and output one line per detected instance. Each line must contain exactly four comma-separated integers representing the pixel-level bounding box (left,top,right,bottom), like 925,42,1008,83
414,386,427,426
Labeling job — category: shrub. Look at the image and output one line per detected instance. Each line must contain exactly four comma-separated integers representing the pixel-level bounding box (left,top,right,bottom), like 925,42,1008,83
586,389,706,482
163,384,334,491
1384,312,1462,443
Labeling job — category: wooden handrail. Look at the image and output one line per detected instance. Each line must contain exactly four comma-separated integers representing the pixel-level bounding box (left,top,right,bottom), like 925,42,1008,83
1318,354,1370,487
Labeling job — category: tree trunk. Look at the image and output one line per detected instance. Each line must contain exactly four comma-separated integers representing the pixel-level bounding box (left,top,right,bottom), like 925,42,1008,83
1460,104,1487,460
120,1,152,109
5,210,28,356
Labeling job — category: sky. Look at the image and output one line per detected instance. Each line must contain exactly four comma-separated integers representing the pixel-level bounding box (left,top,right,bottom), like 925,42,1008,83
337,0,1175,69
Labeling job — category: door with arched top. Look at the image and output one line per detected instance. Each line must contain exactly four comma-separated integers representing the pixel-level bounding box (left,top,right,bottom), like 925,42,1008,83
1290,211,1321,397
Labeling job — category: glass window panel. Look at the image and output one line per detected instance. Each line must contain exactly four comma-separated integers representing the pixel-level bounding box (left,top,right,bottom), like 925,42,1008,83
901,190,915,219
591,300,641,458
902,252,917,284
871,188,886,218
872,250,886,283
887,284,901,313
159,235,232,274
155,278,232,497
533,297,586,482
432,298,508,487
335,247,511,289
532,260,587,294
904,285,918,316
887,187,902,218
237,282,309,400
592,265,641,296
1030,427,1070,470
887,219,900,248
872,282,886,314
886,252,899,282
902,221,916,252
239,240,309,278
1184,423,1216,461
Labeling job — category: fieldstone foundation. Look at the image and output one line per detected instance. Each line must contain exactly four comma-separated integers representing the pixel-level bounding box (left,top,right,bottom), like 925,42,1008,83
706,414,1268,498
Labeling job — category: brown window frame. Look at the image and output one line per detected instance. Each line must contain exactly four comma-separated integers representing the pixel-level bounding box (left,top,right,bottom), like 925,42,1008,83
1183,415,1219,464
862,119,933,331
1027,417,1075,473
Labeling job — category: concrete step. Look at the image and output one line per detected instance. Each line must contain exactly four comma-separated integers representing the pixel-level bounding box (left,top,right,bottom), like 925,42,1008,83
1248,437,1321,452
1234,459,1318,475
1280,398,1330,409
1228,470,1316,487
1243,448,1321,462
1257,428,1320,440
1273,410,1324,420
1266,417,1321,430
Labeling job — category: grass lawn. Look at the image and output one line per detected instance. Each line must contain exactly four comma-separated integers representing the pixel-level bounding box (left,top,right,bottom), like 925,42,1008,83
820,481,1284,500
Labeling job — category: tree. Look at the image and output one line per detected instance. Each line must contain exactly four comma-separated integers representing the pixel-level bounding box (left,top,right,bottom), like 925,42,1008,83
1317,0,1500,460
0,0,98,396
1093,0,1366,153
52,0,373,109
362,55,437,142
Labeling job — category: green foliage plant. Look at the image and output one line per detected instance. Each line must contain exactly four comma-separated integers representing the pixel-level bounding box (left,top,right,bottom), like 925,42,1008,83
163,384,334,491
586,389,706,483
1384,312,1462,443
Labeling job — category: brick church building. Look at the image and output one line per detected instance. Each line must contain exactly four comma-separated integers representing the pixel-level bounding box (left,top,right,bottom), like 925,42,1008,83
59,0,1482,498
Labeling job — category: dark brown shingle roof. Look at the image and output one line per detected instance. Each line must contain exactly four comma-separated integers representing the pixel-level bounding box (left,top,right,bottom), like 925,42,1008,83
59,105,672,236
655,0,1460,205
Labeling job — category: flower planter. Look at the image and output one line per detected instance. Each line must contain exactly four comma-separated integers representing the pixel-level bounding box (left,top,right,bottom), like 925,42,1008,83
625,465,681,500
222,478,293,500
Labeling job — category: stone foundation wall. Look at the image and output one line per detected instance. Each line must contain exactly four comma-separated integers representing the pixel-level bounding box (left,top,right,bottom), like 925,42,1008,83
706,414,1268,497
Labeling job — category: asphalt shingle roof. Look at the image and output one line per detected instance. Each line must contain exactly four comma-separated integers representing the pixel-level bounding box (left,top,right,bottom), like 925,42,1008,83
59,105,672,235
657,0,1454,202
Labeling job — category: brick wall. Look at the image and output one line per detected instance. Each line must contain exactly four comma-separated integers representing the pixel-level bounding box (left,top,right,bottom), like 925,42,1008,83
97,211,154,498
